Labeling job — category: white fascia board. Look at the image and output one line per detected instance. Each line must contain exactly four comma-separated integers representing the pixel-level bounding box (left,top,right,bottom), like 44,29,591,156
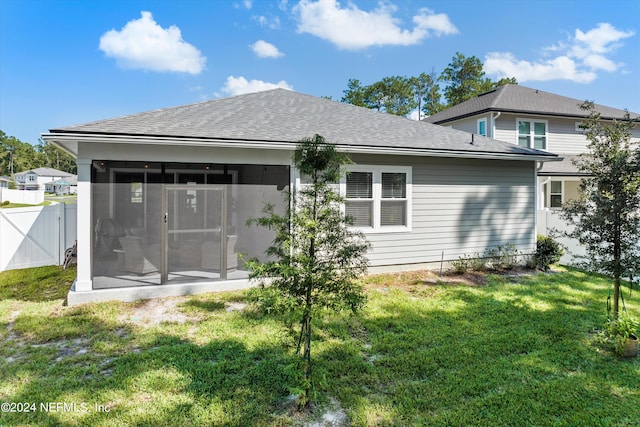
42,132,561,163
41,133,295,151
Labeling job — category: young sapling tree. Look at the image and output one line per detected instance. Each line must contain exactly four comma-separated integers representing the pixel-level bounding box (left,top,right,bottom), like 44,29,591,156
246,134,370,406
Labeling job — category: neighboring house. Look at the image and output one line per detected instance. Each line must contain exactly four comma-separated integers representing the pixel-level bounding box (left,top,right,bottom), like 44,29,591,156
424,84,640,210
42,89,558,305
44,176,78,195
0,176,11,189
13,167,76,191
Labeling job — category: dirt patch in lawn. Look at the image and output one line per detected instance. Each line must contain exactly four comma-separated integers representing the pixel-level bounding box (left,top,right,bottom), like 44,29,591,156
119,297,195,326
364,267,541,293
422,271,488,287
364,270,487,292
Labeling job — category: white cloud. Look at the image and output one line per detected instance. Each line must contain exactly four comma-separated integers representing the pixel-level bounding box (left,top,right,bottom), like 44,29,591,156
484,23,634,84
253,15,281,29
219,76,293,96
99,11,206,74
234,0,253,9
409,109,424,121
572,23,633,55
250,40,284,58
485,52,596,83
293,0,458,50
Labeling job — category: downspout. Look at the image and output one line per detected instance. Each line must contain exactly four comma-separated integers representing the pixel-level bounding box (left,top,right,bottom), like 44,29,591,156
491,112,501,138
538,165,550,211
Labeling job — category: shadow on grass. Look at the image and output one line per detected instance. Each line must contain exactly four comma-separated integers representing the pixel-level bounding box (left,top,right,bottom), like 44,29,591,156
316,269,639,426
2,268,638,426
1,308,297,426
0,265,75,302
181,299,226,313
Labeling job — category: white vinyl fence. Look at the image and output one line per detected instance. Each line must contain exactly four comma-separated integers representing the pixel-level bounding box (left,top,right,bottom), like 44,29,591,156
0,188,44,204
537,210,586,265
0,203,77,272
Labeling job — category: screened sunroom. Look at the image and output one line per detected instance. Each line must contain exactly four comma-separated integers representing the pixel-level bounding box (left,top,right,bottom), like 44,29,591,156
90,160,289,289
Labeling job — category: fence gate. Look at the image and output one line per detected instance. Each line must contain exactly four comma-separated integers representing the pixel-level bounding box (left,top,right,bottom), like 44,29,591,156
0,204,76,272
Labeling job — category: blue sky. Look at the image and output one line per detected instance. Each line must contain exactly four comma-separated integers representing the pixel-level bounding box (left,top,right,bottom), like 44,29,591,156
1,0,639,145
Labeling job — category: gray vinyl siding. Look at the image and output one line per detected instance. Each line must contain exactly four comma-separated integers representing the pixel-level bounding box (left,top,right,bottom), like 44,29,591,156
493,114,517,144
446,117,478,135
438,115,491,136
493,114,640,155
547,118,589,154
349,154,536,267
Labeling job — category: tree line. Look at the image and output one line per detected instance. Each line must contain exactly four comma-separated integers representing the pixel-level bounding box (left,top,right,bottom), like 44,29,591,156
0,130,76,177
340,52,517,118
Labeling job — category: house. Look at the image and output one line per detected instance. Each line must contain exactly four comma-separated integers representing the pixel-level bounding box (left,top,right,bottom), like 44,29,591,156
13,167,76,191
44,176,78,195
42,89,559,305
0,176,11,189
424,84,640,210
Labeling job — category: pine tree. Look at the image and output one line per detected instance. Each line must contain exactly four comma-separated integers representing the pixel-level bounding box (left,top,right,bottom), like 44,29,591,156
560,102,640,318
246,135,370,406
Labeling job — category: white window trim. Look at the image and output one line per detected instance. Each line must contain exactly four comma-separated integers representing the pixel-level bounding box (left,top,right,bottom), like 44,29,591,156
516,118,548,150
548,180,563,209
477,118,487,136
340,164,412,233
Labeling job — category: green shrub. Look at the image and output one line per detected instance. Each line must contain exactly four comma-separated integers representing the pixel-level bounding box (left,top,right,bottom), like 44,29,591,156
535,235,563,271
450,255,472,274
470,254,487,271
486,244,520,270
605,312,639,356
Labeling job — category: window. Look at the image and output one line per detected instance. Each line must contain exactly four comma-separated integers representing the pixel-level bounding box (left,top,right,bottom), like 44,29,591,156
345,172,373,227
28,175,36,182
381,172,407,226
131,182,143,203
342,165,411,232
550,181,562,208
517,119,547,149
477,118,487,136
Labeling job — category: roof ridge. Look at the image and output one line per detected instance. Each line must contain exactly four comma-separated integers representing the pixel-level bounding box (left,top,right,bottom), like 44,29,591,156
489,84,512,108
58,88,293,130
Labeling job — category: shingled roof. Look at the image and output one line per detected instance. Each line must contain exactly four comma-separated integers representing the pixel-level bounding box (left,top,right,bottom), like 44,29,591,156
15,167,74,177
424,84,639,124
537,155,589,177
47,88,557,160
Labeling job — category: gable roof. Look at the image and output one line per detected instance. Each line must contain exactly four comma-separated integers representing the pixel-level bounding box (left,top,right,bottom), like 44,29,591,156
424,84,639,124
14,167,74,177
46,89,557,161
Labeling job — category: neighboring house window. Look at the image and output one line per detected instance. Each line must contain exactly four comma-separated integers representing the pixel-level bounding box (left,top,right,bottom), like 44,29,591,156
342,165,412,232
477,118,487,136
549,181,562,208
517,119,547,149
131,182,143,203
28,175,36,182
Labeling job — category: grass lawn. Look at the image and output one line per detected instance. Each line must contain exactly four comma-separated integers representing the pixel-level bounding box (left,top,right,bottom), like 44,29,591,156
0,201,52,209
0,266,638,426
